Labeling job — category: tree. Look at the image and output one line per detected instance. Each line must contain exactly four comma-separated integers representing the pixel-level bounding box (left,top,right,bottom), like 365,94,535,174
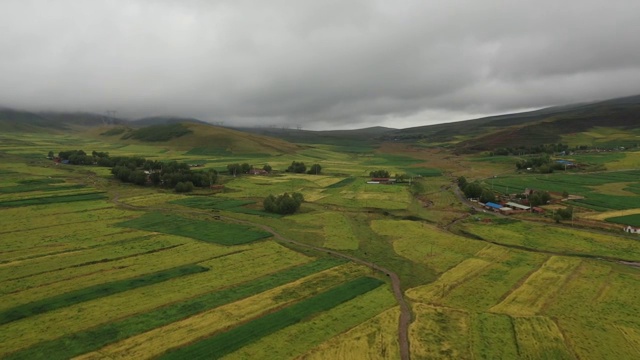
207,169,218,186
47,151,54,159
557,206,573,220
286,161,306,173
463,182,483,199
307,164,322,175
562,190,569,198
175,181,194,193
529,191,551,207
263,164,272,173
369,170,390,178
263,192,304,214
479,189,496,204
457,176,467,189
227,163,241,176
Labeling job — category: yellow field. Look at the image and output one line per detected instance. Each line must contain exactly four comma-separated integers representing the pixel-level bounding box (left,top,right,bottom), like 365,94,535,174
583,208,640,221
409,304,471,359
314,212,360,250
490,256,581,316
298,307,401,360
372,220,484,273
224,286,396,360
513,316,573,359
0,241,310,355
588,182,637,196
75,263,368,360
406,258,493,303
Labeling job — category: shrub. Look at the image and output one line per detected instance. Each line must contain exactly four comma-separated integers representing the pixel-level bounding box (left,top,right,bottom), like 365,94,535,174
264,192,304,214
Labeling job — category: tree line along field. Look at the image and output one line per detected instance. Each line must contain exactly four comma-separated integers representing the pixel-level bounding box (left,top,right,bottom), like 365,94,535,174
3,130,640,359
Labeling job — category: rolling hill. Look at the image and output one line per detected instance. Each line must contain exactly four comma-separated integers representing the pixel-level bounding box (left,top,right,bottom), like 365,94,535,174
386,94,640,151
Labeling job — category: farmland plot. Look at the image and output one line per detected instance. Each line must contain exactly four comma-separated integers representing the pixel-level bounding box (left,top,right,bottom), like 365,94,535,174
372,220,484,273
490,256,581,316
460,220,640,261
409,304,472,360
299,306,400,360
0,241,312,356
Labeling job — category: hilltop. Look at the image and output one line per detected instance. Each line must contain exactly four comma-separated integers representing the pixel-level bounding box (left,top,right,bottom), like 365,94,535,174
95,122,301,156
385,94,640,151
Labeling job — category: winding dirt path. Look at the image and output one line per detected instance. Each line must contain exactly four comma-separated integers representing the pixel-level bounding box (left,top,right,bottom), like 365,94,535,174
112,195,412,360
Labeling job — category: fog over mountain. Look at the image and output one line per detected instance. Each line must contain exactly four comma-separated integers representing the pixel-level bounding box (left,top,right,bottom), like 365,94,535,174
1,0,639,130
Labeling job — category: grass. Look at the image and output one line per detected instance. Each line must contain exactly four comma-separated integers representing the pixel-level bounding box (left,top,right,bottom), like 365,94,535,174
117,212,271,245
606,213,640,227
4,258,343,360
0,264,208,325
121,123,192,142
171,197,282,218
159,277,384,359
0,192,107,207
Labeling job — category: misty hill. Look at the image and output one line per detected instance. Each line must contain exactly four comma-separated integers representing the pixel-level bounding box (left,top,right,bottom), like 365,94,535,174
236,126,395,149
97,122,301,155
132,116,210,126
385,94,640,151
0,109,125,132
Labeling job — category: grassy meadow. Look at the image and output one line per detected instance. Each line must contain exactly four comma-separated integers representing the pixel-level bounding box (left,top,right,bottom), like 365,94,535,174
2,129,640,359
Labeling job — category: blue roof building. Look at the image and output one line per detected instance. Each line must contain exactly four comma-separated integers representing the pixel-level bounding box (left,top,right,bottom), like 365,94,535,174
485,202,502,209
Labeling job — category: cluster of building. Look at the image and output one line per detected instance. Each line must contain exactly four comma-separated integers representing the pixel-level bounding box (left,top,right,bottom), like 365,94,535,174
480,201,545,214
366,178,397,185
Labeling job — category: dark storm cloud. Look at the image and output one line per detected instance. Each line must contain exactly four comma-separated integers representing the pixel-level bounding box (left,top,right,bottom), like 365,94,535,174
1,0,639,129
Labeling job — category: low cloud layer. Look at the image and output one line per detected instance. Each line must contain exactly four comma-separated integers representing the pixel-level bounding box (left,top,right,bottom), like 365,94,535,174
2,0,639,129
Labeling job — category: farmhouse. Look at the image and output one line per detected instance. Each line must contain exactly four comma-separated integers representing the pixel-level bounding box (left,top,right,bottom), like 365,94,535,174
624,225,640,234
369,178,396,185
506,201,531,211
248,168,268,175
484,202,502,211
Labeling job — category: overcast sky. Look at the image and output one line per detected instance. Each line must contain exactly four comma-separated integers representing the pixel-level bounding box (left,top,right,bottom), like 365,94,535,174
1,0,639,130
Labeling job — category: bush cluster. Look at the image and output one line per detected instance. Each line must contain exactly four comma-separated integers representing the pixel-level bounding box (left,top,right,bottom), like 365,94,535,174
263,192,304,215
369,170,390,178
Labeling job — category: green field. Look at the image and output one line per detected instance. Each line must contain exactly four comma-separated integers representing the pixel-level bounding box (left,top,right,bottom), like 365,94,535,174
117,212,272,245
3,127,640,360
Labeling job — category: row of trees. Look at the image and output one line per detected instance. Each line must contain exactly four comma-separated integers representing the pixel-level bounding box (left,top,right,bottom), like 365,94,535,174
54,149,217,193
286,161,322,174
225,162,320,175
263,192,304,214
226,163,272,176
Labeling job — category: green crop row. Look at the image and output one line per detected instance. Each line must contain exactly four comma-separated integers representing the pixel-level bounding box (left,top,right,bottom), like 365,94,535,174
0,192,107,207
325,176,356,189
117,212,272,245
0,184,85,194
5,258,345,360
171,197,281,218
606,214,640,227
0,264,208,325
160,277,385,359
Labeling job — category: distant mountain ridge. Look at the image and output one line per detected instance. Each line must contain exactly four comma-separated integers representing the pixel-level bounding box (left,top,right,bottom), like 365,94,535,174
1,93,639,152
